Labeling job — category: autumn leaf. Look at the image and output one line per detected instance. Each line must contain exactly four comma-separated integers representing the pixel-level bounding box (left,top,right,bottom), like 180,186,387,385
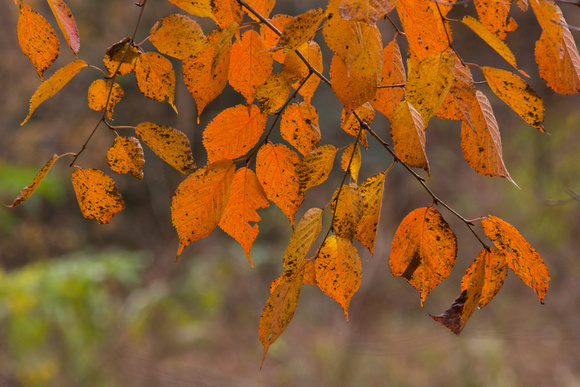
435,53,477,125
462,248,508,309
331,184,363,240
134,52,177,112
481,215,550,302
256,72,293,113
106,136,145,180
87,79,124,119
339,0,396,24
340,102,375,149
482,67,545,132
282,41,323,104
149,14,210,59
167,0,217,21
244,0,275,21
268,8,325,53
261,14,294,64
203,104,267,164
296,144,337,195
103,37,140,76
71,168,125,224
135,122,194,174
280,103,321,155
17,3,60,80
22,60,87,125
316,236,362,321
473,0,518,40
340,143,361,184
283,208,323,275
389,207,457,306
303,260,317,286
47,0,80,55
7,154,63,207
372,38,406,120
355,171,386,254
390,100,429,175
211,0,243,29
256,143,303,227
171,159,236,259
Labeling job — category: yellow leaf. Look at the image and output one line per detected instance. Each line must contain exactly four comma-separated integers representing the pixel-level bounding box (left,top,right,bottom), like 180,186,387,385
296,144,337,194
461,91,515,184
71,168,125,224
244,0,275,21
167,0,217,21
219,168,269,266
87,79,124,119
261,14,294,64
340,102,375,149
229,30,273,103
149,14,210,59
171,159,236,259
461,248,508,309
482,67,545,132
268,8,325,53
316,236,362,321
391,100,428,174
21,60,87,125
211,0,243,29
103,37,140,76
340,143,361,184
7,154,63,207
389,207,457,306
372,38,406,120
17,3,60,80
282,41,323,104
355,171,386,254
47,0,80,55
203,104,267,164
135,122,194,174
473,0,518,40
256,143,303,227
106,136,145,180
134,52,177,112
280,102,321,155
481,215,550,302
256,72,293,113
331,184,363,240
283,208,323,275
435,53,477,125
338,0,397,24
462,15,528,77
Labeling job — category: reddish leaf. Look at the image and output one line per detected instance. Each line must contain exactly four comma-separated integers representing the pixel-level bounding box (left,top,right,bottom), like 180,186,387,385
47,0,80,55
211,0,243,29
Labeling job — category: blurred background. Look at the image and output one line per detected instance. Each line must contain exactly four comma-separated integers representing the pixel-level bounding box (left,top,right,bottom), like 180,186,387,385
1,0,580,385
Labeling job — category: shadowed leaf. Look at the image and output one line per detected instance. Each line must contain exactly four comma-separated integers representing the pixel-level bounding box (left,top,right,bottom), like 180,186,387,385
297,144,337,195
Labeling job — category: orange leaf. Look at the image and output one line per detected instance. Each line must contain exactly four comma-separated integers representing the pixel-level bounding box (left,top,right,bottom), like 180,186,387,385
430,256,485,335
482,67,545,132
219,167,269,266
280,102,321,155
282,41,323,104
17,3,60,80
461,248,508,309
244,0,275,21
372,38,406,120
211,0,243,29
256,72,293,113
390,100,429,175
21,60,87,125
340,143,361,184
268,8,325,53
229,30,273,103
316,236,362,321
171,159,236,259
87,79,124,119
47,0,80,55
296,144,337,194
339,0,396,24
283,207,323,275
167,0,216,21
355,171,386,255
149,14,210,59
303,260,317,286
256,143,303,227
435,53,477,125
481,215,550,302
106,136,145,180
261,14,293,64
7,154,63,207
71,168,125,224
473,0,518,40
135,122,194,174
134,52,177,112
203,104,267,164
460,90,515,184
340,102,375,149
389,207,457,306
103,37,140,76
331,184,363,240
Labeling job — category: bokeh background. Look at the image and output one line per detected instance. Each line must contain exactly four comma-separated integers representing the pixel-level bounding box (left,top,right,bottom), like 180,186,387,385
1,0,580,385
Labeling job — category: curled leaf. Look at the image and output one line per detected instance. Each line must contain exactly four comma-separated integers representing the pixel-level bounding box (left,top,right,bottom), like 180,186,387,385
106,136,145,180
7,154,63,207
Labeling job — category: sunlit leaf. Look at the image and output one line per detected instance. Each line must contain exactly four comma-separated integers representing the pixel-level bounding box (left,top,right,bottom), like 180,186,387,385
71,168,125,224
340,102,375,149
296,144,337,195
280,103,321,155
435,53,477,126
355,171,386,255
283,207,323,275
103,36,140,76
106,136,145,180
244,0,275,21
372,38,406,120
134,52,177,112
268,8,325,53
7,154,63,207
211,0,243,29
390,100,428,175
149,14,210,59
87,79,124,119
167,0,217,21
461,248,508,309
135,122,194,174
331,184,363,240
473,0,518,40
256,72,292,113
47,0,80,55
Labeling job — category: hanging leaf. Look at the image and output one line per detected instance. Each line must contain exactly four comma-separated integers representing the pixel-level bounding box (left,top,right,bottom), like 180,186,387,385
283,207,323,275
481,215,550,302
268,8,325,53
435,53,477,126
47,0,80,55
244,0,275,21
134,52,177,112
171,159,236,259
280,102,321,155
106,136,145,180
340,102,375,149
22,60,87,125
256,72,293,113
103,37,140,76
149,14,210,59
71,168,125,224
303,260,317,286
167,0,217,21
256,143,303,227
389,207,457,306
390,100,429,175
316,236,362,321
17,3,60,80
339,0,396,24
340,143,361,184
7,154,63,207
203,104,267,164
462,248,508,309
473,0,518,40
372,38,406,120
282,41,323,104
331,184,363,240
261,14,294,64
87,79,124,119
211,0,243,29
354,171,386,255
219,168,269,266
296,144,337,194
135,122,194,174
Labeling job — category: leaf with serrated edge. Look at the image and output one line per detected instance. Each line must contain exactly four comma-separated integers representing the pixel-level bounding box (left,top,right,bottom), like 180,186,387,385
473,0,518,40
219,168,269,266
340,143,361,184
171,160,236,259
87,80,124,119
390,100,429,175
149,14,210,59
341,102,375,149
481,215,550,302
106,136,145,180
244,0,275,21
167,0,217,21
134,52,177,113
268,9,325,53
256,72,292,113
355,171,386,255
282,41,323,104
47,0,80,55
103,37,140,76
296,144,337,195
7,154,63,207
331,184,363,240
135,122,194,174
71,168,125,224
261,14,293,64
372,38,406,120
435,53,477,126
283,207,323,275
389,207,457,306
280,103,321,155
461,248,508,308
211,0,243,29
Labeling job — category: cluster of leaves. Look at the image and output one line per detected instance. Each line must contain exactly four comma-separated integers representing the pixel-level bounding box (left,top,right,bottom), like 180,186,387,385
9,0,578,366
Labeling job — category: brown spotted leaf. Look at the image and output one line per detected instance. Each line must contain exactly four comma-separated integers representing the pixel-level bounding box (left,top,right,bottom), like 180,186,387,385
461,248,508,309
283,207,323,275
473,0,517,40
296,144,337,195
331,184,363,240
103,37,140,76
255,72,293,113
106,136,145,180
167,0,216,20
340,102,375,149
211,0,243,29
280,103,321,156
71,168,125,224
135,122,194,174
87,79,124,119
354,171,386,254
390,100,428,175
268,8,325,53
372,38,406,120
134,52,177,112
339,0,396,24
149,14,210,59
